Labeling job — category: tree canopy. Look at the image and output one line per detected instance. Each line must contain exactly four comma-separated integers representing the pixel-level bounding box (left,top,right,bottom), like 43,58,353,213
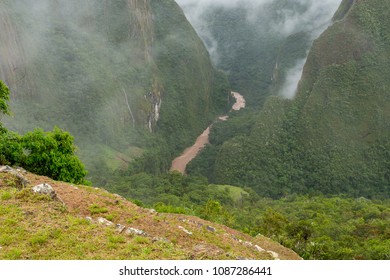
0,80,87,184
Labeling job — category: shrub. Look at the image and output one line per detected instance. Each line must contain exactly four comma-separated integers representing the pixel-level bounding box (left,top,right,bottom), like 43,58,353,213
20,127,87,184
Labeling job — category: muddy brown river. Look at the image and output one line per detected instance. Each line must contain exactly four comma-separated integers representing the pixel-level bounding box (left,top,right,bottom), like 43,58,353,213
170,91,246,174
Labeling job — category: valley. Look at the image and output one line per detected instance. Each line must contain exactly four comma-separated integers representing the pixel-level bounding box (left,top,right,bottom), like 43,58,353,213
170,91,246,174
1,0,389,261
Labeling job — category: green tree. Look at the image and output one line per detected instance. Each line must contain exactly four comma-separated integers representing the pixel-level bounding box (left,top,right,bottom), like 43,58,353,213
0,80,87,184
0,80,11,133
0,132,23,165
199,200,235,226
0,80,10,116
0,81,18,165
21,127,87,184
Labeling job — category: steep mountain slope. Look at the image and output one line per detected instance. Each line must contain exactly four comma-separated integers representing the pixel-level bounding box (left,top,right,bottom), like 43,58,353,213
0,167,300,260
0,0,229,183
213,0,390,198
177,0,340,107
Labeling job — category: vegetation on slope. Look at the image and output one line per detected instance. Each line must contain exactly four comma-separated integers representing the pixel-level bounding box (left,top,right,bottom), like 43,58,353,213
0,0,229,184
207,0,390,199
0,170,299,260
2,0,389,262
1,81,87,184
179,0,338,107
101,171,390,260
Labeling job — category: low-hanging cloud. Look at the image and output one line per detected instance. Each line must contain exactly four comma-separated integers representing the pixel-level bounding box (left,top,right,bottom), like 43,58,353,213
274,0,342,37
176,0,272,9
176,0,273,64
279,58,307,99
177,0,341,47
176,0,342,98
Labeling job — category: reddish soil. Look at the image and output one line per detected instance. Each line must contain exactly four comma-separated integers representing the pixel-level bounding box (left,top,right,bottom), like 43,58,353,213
1,168,301,260
231,91,246,111
170,92,246,174
170,127,210,174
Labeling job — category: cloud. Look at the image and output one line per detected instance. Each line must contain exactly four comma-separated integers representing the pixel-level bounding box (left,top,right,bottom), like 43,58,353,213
279,58,307,99
177,0,341,37
275,0,341,99
274,0,342,37
176,0,271,9
176,0,274,63
176,0,342,98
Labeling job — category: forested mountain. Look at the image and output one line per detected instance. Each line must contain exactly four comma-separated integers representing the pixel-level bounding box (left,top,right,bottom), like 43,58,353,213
177,0,340,106
0,0,229,183
195,0,390,199
1,0,389,260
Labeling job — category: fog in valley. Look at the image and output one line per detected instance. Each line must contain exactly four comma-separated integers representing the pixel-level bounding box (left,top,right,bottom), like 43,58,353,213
176,0,341,98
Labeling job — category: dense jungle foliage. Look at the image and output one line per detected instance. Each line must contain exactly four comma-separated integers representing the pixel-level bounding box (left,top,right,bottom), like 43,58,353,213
181,0,329,107
188,0,390,200
0,0,229,184
1,81,87,184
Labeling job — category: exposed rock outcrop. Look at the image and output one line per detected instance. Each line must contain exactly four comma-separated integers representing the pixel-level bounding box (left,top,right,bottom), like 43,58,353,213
0,165,30,188
32,183,56,199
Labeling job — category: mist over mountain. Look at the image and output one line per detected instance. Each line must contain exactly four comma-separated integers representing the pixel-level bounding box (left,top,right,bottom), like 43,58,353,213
1,0,390,261
207,0,390,199
177,0,341,103
0,0,229,183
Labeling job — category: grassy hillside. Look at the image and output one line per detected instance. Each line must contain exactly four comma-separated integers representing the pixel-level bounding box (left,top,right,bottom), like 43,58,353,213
0,168,300,260
211,0,390,199
0,0,229,184
75,169,390,260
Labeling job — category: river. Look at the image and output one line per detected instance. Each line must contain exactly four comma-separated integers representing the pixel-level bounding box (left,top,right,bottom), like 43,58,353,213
170,91,246,174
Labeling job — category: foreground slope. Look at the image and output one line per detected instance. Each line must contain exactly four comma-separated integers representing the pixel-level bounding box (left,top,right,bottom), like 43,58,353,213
0,167,300,260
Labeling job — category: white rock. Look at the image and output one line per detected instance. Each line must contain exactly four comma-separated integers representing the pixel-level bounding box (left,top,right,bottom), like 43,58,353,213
206,225,216,232
0,165,13,172
267,250,280,260
115,224,126,233
113,193,125,200
97,217,114,227
254,245,266,252
32,183,56,198
125,227,146,236
178,226,192,235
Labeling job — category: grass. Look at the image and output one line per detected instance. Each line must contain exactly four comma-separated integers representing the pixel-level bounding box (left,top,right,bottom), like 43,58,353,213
210,184,249,203
0,188,186,259
1,191,12,200
0,171,300,260
89,204,109,215
0,175,189,260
